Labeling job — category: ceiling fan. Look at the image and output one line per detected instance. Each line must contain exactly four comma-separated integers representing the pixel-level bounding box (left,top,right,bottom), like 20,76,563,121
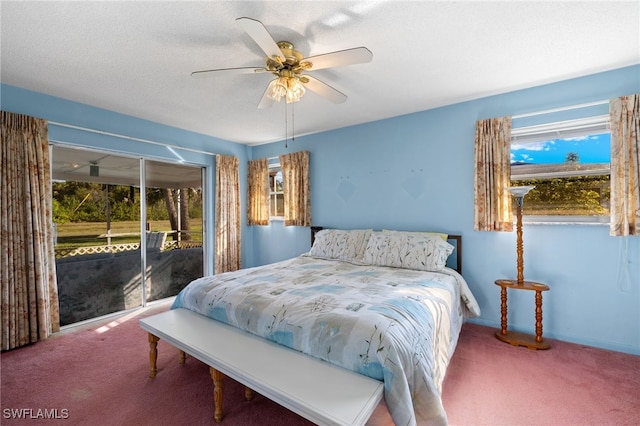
191,17,373,109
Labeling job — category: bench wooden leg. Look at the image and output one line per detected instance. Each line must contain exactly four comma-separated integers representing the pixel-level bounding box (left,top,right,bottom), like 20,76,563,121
210,367,224,422
178,350,186,365
245,387,254,401
148,333,160,378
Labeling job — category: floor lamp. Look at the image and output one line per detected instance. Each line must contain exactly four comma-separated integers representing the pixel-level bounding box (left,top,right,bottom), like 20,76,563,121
506,185,535,285
494,185,551,349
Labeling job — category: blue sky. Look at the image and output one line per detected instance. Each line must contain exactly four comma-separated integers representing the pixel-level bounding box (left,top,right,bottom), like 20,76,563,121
511,133,610,164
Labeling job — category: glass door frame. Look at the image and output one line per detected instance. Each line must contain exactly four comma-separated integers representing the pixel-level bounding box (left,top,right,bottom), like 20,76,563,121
51,143,208,320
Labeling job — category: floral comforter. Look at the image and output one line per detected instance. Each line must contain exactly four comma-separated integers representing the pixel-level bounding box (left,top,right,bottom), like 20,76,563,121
172,255,480,426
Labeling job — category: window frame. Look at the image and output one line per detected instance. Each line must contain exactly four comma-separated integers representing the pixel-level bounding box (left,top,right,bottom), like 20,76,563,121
268,162,284,220
510,115,611,225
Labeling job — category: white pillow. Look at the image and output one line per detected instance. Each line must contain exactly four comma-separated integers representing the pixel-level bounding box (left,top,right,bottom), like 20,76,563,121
309,229,373,262
363,231,454,272
382,229,449,241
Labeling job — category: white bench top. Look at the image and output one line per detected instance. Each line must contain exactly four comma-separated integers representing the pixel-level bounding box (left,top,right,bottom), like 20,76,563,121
140,308,384,426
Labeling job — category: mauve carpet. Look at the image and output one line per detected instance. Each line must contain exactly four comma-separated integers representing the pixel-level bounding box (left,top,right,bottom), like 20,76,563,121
1,302,639,426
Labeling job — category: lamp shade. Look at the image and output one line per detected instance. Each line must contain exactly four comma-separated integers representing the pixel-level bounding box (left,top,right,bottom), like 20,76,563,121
506,185,535,198
267,76,305,103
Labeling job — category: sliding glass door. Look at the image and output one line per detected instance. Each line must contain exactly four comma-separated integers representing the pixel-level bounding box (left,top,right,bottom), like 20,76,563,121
52,146,204,325
143,160,203,304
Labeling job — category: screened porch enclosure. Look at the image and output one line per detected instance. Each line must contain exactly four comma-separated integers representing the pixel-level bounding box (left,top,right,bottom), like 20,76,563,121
52,146,204,326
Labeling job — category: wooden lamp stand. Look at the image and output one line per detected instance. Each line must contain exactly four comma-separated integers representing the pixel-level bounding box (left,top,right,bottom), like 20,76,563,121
494,186,550,350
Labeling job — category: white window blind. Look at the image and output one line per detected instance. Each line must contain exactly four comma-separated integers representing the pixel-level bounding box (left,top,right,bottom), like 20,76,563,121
511,115,609,144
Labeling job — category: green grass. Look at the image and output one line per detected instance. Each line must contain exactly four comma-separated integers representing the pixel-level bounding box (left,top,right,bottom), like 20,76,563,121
55,219,203,248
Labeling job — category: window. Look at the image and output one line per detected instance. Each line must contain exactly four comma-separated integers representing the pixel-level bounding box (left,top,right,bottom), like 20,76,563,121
269,163,284,219
510,115,610,223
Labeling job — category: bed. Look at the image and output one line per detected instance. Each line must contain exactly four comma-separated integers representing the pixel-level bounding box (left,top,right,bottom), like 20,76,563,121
171,228,480,425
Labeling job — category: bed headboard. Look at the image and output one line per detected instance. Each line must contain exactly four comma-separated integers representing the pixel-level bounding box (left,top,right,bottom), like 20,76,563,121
310,227,463,274
310,226,323,246
447,234,462,275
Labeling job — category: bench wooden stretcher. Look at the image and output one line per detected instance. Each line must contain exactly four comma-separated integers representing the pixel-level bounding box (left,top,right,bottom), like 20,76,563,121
139,308,384,426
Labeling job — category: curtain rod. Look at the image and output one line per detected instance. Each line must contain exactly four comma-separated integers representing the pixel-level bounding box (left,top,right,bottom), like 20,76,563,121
512,100,609,120
48,121,216,157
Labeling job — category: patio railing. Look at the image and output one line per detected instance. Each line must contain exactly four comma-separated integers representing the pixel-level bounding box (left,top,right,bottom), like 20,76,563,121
54,240,202,259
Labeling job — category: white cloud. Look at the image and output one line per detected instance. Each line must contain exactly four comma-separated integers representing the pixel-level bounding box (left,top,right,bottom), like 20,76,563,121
512,140,554,151
512,152,535,163
565,135,600,142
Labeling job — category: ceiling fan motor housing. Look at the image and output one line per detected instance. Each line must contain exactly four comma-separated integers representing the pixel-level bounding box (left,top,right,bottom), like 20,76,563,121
266,41,311,75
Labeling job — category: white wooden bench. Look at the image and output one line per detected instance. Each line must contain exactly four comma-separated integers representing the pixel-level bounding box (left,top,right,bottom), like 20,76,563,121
139,308,384,426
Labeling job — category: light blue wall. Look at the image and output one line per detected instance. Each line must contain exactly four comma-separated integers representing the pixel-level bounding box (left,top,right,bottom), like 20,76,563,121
251,65,640,355
0,83,254,275
2,65,639,355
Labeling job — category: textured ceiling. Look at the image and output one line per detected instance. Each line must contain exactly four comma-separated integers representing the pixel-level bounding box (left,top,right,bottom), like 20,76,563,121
1,1,639,146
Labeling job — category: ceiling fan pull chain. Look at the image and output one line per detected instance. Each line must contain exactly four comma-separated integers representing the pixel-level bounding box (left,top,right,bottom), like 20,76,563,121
284,101,288,148
292,102,295,143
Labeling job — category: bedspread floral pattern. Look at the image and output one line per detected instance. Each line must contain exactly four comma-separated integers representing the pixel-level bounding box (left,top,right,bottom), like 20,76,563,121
363,232,454,272
172,256,480,426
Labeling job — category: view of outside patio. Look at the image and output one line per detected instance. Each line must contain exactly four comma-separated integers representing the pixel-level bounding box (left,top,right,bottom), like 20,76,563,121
52,147,204,326
53,183,203,257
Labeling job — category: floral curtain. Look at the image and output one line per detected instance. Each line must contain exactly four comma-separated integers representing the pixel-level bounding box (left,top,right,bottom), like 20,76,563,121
247,158,270,226
1,111,60,351
474,116,513,232
610,94,640,236
215,154,241,273
279,150,311,227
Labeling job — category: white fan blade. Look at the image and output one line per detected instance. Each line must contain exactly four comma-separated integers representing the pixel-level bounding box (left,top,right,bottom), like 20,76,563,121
302,47,372,71
257,80,277,109
236,17,283,60
191,67,266,78
303,76,347,104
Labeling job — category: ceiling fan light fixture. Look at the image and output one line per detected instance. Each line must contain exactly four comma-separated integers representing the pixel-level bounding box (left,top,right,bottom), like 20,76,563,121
269,77,288,101
268,76,306,103
286,78,305,103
